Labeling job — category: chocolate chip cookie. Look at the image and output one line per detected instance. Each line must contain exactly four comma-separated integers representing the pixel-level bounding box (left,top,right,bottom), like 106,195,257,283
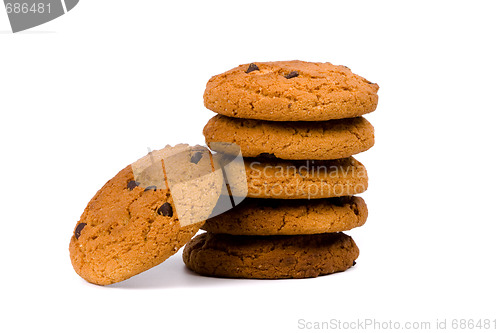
203,60,379,121
202,196,367,235
69,144,222,285
183,232,359,279
204,115,374,160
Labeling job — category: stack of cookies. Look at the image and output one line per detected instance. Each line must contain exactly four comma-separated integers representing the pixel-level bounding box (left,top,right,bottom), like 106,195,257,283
183,60,379,279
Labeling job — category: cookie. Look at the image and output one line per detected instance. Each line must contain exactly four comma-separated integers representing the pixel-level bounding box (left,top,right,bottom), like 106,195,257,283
183,232,359,279
204,115,374,160
221,156,368,199
202,196,367,235
203,60,379,121
69,144,222,285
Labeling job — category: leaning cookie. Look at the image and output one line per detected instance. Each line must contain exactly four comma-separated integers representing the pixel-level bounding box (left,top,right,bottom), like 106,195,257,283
202,196,367,235
203,60,379,121
183,232,359,279
69,144,222,285
204,115,374,160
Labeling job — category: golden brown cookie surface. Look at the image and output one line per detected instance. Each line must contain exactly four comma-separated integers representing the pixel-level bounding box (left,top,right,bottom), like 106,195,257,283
183,232,359,279
203,60,379,121
204,115,374,160
202,196,367,235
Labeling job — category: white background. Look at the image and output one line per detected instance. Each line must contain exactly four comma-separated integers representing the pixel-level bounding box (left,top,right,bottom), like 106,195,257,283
1,1,499,332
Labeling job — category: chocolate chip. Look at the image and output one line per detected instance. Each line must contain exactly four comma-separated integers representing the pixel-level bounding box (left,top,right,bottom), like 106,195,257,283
74,223,86,240
352,260,357,266
144,185,157,191
158,202,173,217
190,151,203,164
285,71,299,79
127,180,140,190
246,63,259,73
